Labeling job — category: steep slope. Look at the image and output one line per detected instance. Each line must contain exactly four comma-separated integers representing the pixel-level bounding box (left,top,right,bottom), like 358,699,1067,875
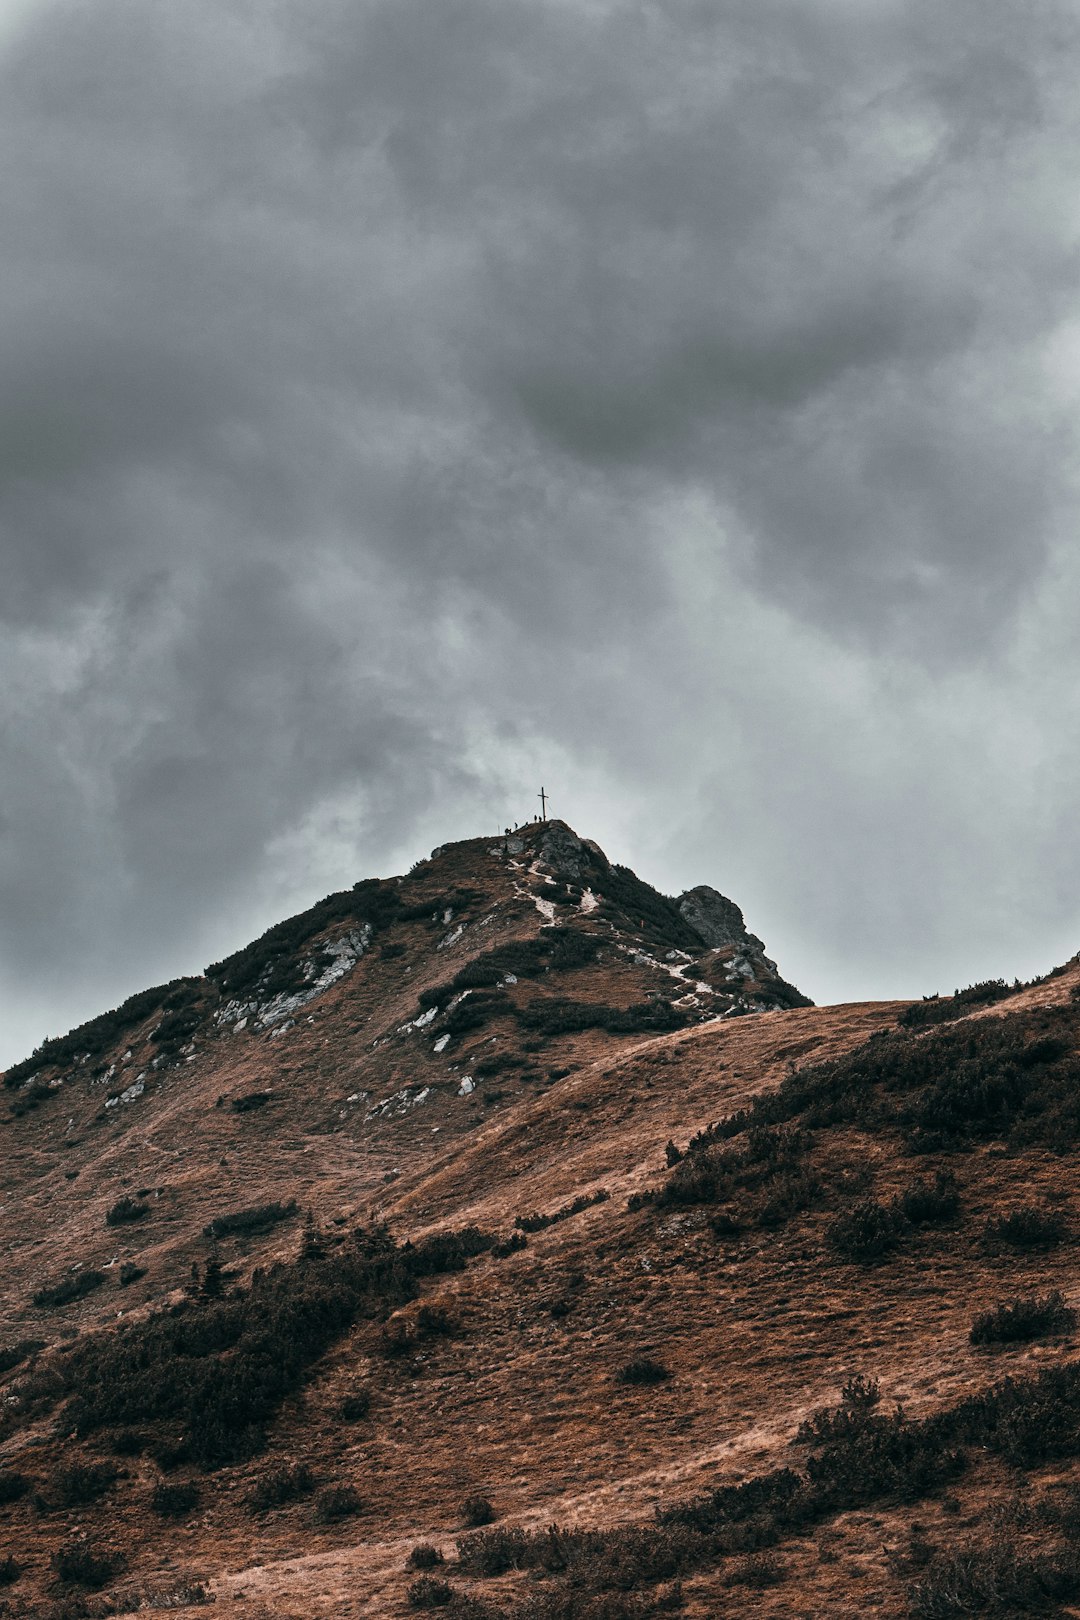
3,829,1080,1618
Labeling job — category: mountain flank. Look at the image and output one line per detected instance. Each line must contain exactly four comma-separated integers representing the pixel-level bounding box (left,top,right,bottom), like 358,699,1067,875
1,823,1080,1616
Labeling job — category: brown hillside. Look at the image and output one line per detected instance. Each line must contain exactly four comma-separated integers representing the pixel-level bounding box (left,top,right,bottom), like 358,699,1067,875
1,823,1080,1618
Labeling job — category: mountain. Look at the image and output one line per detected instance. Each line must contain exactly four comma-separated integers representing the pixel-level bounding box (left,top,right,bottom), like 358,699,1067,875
1,822,1079,1618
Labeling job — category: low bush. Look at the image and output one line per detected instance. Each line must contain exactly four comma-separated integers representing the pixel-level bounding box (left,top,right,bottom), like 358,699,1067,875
984,1205,1066,1250
491,1233,528,1259
106,1196,149,1226
33,1270,106,1308
826,1200,907,1263
247,1463,315,1512
462,1495,497,1528
118,1262,146,1288
407,1544,445,1570
108,1431,146,1456
970,1292,1076,1345
340,1389,371,1421
151,1480,200,1517
515,1190,609,1234
203,1200,298,1240
896,1172,960,1227
0,1339,42,1375
407,1576,454,1609
314,1483,362,1523
0,1556,18,1586
899,980,1018,1029
908,1542,1080,1618
0,1472,30,1505
616,1358,670,1387
52,1462,118,1507
52,1541,120,1590
230,1091,271,1114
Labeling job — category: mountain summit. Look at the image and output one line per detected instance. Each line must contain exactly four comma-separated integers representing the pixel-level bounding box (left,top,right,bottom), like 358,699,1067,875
4,823,1080,1617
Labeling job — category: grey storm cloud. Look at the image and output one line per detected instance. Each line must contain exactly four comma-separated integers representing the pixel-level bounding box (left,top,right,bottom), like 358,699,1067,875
4,0,1080,1064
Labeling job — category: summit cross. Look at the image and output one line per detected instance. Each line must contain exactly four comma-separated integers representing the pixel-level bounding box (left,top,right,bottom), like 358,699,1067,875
538,787,548,821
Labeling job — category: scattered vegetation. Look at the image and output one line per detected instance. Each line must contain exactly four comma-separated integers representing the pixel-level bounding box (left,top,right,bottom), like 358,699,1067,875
39,1225,490,1473
908,1542,1080,1618
106,1195,149,1227
3,977,201,1091
969,1292,1076,1346
518,997,691,1040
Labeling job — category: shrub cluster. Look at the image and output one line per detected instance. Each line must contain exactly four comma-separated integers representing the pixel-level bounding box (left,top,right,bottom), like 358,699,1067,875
637,1125,818,1234
314,1483,362,1523
899,979,1018,1030
36,1223,490,1473
230,1091,271,1113
984,1205,1066,1250
52,1541,120,1590
515,1190,608,1234
106,1196,149,1227
518,998,691,1041
0,1339,42,1375
3,976,201,1090
203,1199,298,1240
827,1175,959,1263
969,1291,1076,1346
908,1543,1080,1618
151,1479,200,1517
689,1004,1080,1155
247,1463,315,1513
616,1358,670,1387
52,1462,118,1507
33,1269,106,1309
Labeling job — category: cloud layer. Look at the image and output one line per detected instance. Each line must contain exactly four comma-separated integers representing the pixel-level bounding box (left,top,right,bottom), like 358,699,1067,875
4,0,1080,1063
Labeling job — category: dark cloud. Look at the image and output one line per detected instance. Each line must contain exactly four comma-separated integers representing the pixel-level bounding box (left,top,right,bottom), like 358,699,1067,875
3,0,1080,1063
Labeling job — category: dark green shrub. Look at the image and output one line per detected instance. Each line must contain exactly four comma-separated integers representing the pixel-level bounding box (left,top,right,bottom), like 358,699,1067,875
0,1339,42,1375
491,1233,527,1258
247,1463,315,1513
314,1483,362,1523
33,1270,106,1308
970,1292,1076,1345
984,1206,1065,1250
118,1262,146,1288
462,1494,496,1527
3,977,200,1090
230,1091,271,1113
0,1472,30,1505
340,1389,371,1421
203,1199,298,1239
52,1462,117,1507
407,1576,454,1609
106,1196,149,1226
151,1479,200,1517
0,1556,18,1586
899,980,1017,1029
407,1544,445,1570
826,1200,907,1262
908,1543,1080,1618
52,1541,120,1589
896,1172,960,1227
616,1358,670,1387
514,1189,608,1233
108,1431,146,1456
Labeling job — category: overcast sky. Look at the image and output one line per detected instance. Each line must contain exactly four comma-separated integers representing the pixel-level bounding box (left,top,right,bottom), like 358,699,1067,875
4,0,1080,1066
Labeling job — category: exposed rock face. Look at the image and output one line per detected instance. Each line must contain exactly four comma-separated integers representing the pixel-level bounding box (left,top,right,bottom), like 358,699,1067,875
535,821,599,884
677,885,755,949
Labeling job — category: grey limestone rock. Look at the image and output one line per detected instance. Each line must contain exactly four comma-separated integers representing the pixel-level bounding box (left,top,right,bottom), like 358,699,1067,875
678,885,751,949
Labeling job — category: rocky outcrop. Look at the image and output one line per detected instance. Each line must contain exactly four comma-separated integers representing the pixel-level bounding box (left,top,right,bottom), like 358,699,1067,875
678,885,758,950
